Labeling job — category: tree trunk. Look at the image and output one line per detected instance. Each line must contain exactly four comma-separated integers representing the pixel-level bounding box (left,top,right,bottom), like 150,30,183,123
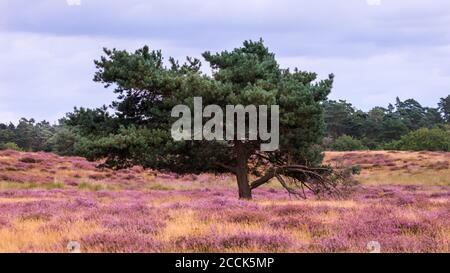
235,142,252,199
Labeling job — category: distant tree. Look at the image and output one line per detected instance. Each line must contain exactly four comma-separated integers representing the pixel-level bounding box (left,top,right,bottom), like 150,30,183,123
380,115,409,142
438,95,450,123
395,97,427,131
360,106,408,147
331,135,367,151
362,107,387,146
62,106,118,137
0,123,15,144
324,100,366,139
0,119,55,152
47,127,82,156
13,118,33,150
423,107,444,125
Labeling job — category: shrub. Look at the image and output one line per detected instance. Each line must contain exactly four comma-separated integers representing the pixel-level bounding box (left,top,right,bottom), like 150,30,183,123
331,135,367,151
379,140,401,150
0,142,21,151
19,157,43,164
394,128,450,151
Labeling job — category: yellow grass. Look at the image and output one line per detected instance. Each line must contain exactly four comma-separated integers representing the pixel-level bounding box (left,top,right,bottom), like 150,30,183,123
325,150,450,186
0,219,101,253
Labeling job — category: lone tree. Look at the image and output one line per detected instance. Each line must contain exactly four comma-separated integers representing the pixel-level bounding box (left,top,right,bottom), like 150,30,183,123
84,39,356,199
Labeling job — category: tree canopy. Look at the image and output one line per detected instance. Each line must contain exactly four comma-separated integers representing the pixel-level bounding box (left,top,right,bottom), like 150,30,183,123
80,39,348,199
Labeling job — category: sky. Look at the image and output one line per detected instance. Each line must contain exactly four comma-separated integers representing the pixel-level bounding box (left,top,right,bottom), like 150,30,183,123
1,0,450,123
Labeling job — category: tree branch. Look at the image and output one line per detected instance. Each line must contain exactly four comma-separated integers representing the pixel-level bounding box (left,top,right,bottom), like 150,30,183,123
250,168,275,189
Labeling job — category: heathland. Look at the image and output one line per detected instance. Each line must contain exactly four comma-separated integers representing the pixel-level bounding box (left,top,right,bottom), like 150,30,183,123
0,149,448,252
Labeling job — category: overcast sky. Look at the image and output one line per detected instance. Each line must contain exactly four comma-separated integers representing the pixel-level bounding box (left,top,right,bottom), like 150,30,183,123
1,0,450,123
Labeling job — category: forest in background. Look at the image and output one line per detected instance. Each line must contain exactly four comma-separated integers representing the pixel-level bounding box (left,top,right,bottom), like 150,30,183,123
1,95,449,155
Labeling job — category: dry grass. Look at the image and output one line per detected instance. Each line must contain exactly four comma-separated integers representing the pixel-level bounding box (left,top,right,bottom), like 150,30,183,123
325,150,450,186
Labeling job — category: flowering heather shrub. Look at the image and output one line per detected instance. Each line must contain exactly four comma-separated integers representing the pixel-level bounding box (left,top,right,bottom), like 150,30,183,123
72,160,97,171
39,222,69,233
391,193,417,206
429,191,450,198
102,217,165,235
0,217,9,228
219,232,292,251
19,157,43,164
312,234,351,252
0,150,20,157
81,232,163,253
223,209,268,224
63,178,79,186
395,218,436,236
272,204,310,216
186,196,261,211
428,161,449,170
15,201,58,221
0,174,27,183
14,162,34,170
378,235,441,253
41,168,56,174
175,235,219,252
337,206,403,238
120,173,137,180
269,216,304,229
88,173,106,181
64,197,98,210
404,185,420,192
268,214,325,235
0,174,54,184
328,152,393,167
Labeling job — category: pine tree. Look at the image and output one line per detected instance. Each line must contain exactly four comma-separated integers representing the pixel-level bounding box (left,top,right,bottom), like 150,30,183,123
88,39,352,199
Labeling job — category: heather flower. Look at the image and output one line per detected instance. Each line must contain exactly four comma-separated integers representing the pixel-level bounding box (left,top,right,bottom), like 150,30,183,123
224,210,268,224
269,216,305,229
19,156,43,164
175,235,219,252
81,232,163,253
272,204,309,216
101,217,164,235
379,235,441,253
65,197,98,210
88,173,106,180
0,217,9,228
63,178,79,186
219,232,292,251
312,234,350,252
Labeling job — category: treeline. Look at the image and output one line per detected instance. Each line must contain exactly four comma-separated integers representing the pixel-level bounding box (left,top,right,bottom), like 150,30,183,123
324,96,450,151
1,95,450,154
0,118,56,151
0,106,118,157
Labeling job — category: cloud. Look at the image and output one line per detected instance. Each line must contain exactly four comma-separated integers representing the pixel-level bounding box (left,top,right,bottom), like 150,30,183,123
0,0,449,122
0,31,199,123
278,46,450,110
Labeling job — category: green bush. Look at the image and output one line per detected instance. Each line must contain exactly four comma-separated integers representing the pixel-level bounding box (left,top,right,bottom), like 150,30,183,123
331,135,367,151
394,128,450,151
378,140,400,150
0,142,22,151
47,128,82,156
